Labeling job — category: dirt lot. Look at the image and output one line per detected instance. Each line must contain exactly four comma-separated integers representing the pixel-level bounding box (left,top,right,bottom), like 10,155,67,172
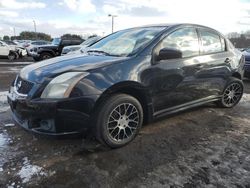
0,66,250,188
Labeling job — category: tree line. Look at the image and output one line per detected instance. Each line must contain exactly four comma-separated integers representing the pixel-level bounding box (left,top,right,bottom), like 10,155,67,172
2,31,97,42
228,34,250,48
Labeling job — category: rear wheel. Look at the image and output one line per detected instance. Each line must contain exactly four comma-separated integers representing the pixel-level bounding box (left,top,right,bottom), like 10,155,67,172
95,94,143,148
217,78,244,108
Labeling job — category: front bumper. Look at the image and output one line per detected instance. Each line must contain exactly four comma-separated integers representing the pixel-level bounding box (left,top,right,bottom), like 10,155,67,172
29,51,40,58
7,92,99,136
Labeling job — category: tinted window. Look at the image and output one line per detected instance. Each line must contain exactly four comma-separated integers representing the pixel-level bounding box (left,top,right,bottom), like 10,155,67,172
160,28,199,58
52,38,61,45
200,29,223,54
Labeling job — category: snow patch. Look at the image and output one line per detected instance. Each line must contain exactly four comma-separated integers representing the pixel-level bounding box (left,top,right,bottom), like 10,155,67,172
18,157,47,183
0,133,8,148
0,91,8,103
0,91,9,113
0,133,9,170
4,123,15,127
240,93,250,106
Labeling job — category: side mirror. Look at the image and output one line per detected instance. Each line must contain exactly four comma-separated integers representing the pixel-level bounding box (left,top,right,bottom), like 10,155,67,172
157,48,182,61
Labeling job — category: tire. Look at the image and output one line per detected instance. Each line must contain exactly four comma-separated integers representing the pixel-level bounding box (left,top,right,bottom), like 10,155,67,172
95,94,143,148
8,51,16,61
40,52,53,60
217,78,244,108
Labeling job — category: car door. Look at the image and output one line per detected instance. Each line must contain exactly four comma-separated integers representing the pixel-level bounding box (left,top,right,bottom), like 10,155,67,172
195,28,232,96
0,41,9,56
151,27,209,113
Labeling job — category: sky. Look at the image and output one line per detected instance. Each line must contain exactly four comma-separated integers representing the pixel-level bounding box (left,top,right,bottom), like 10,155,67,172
1,0,250,38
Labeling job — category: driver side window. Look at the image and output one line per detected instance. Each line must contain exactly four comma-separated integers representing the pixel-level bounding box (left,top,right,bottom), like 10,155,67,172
159,28,199,58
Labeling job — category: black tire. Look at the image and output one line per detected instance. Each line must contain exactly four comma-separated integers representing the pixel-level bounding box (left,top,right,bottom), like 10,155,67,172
8,51,16,61
95,94,143,148
217,77,244,108
40,52,53,60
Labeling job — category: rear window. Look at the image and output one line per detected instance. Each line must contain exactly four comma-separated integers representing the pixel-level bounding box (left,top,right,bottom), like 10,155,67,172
199,29,225,54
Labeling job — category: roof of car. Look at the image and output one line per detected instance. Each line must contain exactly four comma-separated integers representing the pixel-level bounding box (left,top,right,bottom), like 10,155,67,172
127,23,222,35
136,23,214,29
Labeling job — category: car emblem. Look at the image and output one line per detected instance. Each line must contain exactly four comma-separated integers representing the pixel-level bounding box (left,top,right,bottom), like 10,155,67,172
16,81,22,90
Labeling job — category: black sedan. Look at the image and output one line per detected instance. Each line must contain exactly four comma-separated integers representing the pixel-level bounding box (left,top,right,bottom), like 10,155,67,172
8,24,245,148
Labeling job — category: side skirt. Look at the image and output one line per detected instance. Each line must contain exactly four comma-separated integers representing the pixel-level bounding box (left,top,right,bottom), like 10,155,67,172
153,95,221,119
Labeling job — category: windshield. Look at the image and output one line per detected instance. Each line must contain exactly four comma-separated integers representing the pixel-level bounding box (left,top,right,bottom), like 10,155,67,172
52,38,61,45
89,27,165,56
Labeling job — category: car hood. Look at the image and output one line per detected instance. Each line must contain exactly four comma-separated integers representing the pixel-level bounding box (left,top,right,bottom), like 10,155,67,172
20,54,129,83
36,44,58,49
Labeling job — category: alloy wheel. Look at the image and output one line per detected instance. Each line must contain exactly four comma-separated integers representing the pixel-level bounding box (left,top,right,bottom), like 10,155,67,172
107,103,139,142
222,82,243,107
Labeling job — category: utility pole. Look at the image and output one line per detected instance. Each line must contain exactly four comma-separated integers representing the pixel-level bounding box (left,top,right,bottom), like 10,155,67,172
108,14,117,33
33,20,37,39
13,27,16,40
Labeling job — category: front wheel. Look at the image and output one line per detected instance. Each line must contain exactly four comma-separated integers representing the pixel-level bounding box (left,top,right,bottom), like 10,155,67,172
40,52,53,60
217,78,244,108
95,94,143,148
8,51,16,61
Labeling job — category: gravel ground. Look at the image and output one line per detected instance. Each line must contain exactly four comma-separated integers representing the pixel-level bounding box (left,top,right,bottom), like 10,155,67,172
0,66,250,188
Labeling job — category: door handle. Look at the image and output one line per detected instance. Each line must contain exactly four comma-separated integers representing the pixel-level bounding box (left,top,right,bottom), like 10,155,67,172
225,58,231,63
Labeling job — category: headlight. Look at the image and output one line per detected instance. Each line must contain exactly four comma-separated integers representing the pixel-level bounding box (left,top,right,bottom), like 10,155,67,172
41,72,89,99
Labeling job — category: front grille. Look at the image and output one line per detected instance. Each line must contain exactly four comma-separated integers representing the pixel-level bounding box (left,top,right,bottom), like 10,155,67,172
15,76,34,95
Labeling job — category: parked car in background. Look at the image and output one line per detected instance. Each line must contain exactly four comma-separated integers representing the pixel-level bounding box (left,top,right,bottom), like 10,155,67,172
243,49,250,78
0,41,17,60
30,37,83,61
3,40,27,58
14,40,32,48
8,24,245,148
3,40,17,51
26,40,51,55
61,36,101,55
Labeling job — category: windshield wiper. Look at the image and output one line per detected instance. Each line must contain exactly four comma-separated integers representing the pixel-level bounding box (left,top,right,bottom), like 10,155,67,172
87,50,119,57
87,50,111,55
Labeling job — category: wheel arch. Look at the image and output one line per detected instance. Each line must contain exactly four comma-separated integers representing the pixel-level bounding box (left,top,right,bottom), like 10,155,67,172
93,81,153,124
232,72,242,80
40,49,56,57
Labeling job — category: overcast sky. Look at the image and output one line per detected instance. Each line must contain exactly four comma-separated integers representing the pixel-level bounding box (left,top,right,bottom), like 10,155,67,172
1,0,250,38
